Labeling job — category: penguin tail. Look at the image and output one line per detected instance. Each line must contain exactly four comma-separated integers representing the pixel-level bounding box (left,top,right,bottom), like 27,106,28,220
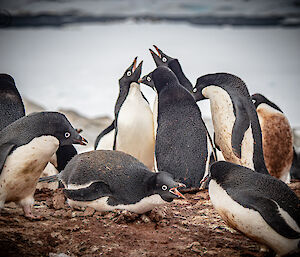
94,120,115,150
38,175,58,183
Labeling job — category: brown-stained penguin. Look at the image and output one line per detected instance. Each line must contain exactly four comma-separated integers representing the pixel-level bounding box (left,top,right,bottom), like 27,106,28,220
251,93,293,183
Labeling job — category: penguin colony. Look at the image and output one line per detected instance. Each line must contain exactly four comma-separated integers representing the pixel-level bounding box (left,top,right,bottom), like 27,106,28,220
1,45,299,256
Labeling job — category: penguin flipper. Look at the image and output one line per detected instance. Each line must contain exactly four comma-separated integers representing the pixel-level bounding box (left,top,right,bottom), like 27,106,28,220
94,121,115,150
235,192,300,239
0,143,16,174
64,181,112,201
231,98,250,158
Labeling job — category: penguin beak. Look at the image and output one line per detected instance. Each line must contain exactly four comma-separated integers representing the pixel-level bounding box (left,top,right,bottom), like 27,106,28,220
133,60,143,80
153,45,162,57
149,48,163,67
132,56,137,72
72,135,88,145
169,183,186,199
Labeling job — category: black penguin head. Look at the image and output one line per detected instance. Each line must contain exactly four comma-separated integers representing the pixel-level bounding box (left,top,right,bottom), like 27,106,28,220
0,73,17,91
149,45,175,67
149,171,186,202
152,66,180,93
139,72,155,90
251,93,283,113
27,112,88,146
119,57,143,86
192,74,215,101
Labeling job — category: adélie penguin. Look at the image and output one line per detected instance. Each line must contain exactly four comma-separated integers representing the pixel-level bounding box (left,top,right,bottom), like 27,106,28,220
251,93,293,183
0,74,25,131
95,57,155,170
40,150,185,214
149,45,193,92
207,161,300,256
193,73,269,175
151,66,208,189
0,112,87,218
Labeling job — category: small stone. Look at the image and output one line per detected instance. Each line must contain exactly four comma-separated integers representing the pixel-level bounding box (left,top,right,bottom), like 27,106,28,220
140,214,151,223
148,208,165,222
83,207,95,217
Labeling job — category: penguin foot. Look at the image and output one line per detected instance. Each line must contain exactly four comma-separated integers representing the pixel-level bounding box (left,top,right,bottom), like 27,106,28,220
23,205,43,220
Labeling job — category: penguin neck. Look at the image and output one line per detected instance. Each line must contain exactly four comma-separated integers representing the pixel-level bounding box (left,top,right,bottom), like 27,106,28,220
168,59,193,92
127,82,142,98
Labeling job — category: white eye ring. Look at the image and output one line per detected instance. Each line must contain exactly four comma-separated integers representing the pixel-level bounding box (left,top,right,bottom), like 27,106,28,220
193,88,197,93
65,132,71,138
252,99,256,104
161,185,167,191
127,71,132,76
162,57,167,62
147,76,151,82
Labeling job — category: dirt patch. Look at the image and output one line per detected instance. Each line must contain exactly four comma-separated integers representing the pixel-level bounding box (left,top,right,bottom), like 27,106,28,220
0,181,299,257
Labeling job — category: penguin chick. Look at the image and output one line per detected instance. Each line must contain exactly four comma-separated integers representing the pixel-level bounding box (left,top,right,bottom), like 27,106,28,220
208,161,300,256
251,93,293,183
193,73,268,175
51,150,185,214
0,112,87,219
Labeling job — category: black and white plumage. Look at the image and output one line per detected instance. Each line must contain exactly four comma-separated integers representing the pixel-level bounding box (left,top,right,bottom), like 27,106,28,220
251,93,293,183
48,150,185,214
152,66,208,189
0,111,87,218
0,74,25,131
95,57,155,170
149,45,193,92
208,161,300,256
193,73,269,174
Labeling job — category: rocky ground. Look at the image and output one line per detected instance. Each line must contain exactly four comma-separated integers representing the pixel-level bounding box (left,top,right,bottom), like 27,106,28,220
0,181,299,257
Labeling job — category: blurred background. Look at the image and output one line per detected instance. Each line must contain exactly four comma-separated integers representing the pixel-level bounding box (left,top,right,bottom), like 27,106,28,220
0,0,300,148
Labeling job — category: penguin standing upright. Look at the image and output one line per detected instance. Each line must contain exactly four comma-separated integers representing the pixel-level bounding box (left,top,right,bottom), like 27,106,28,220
251,93,293,183
207,161,300,256
0,112,87,218
193,73,269,174
0,74,25,131
151,66,208,189
40,150,185,214
95,58,155,170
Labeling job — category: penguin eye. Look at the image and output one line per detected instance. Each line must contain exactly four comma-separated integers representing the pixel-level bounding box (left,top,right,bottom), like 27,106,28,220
193,88,197,93
65,132,71,138
252,99,256,104
161,185,168,191
126,71,132,76
162,57,167,63
147,76,151,82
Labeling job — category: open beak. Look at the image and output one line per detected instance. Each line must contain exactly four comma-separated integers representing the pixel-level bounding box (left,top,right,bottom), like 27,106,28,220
169,183,186,199
149,48,162,67
76,128,83,134
153,45,162,57
132,56,137,72
72,135,88,145
133,60,143,80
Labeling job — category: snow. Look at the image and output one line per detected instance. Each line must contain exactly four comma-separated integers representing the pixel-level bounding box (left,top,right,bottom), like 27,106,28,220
0,21,300,127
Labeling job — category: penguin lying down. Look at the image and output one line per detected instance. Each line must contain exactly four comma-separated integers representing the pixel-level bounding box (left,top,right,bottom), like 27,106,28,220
40,150,185,214
0,112,87,219
205,161,300,256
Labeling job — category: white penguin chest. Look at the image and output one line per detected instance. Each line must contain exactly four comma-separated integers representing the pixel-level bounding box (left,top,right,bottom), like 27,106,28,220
203,86,254,168
116,84,155,169
68,194,167,214
209,180,300,256
0,136,59,203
